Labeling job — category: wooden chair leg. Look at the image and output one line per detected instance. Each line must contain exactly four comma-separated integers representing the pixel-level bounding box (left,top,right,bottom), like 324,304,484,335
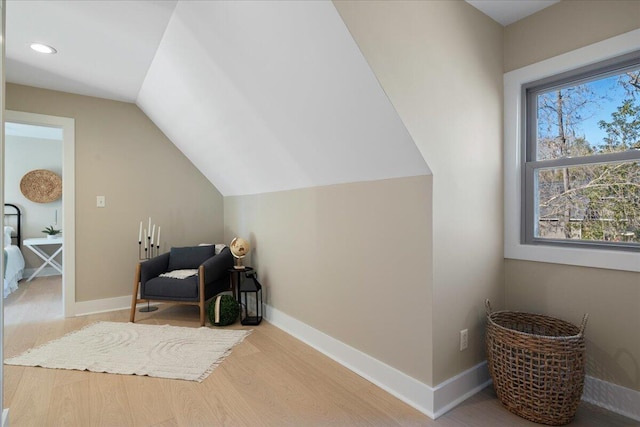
130,263,141,323
199,266,206,326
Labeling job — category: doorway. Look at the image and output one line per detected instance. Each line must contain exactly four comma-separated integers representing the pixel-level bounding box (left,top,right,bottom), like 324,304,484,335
4,110,75,317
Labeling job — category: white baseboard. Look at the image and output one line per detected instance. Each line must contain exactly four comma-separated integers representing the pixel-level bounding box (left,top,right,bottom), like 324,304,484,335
22,267,60,279
74,295,136,316
433,361,492,418
583,375,640,422
264,304,489,419
2,408,9,427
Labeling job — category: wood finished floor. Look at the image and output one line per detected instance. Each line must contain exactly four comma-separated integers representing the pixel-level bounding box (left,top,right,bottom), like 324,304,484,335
3,276,638,426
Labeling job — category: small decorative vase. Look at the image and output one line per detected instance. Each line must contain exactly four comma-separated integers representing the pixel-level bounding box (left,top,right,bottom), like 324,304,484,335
47,234,57,239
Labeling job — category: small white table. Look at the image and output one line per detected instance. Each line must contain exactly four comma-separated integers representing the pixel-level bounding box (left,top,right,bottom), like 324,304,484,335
23,237,63,282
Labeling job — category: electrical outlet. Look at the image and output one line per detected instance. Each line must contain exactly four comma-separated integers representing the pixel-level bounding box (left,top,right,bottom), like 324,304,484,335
460,329,468,351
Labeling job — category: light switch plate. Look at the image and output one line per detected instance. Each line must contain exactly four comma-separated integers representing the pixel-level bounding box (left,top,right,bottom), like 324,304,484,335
97,196,106,208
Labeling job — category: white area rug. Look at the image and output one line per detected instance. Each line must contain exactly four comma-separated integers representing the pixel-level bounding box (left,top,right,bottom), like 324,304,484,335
4,321,251,382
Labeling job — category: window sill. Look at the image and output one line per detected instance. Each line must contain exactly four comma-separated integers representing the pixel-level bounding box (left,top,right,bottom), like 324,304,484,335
505,240,640,272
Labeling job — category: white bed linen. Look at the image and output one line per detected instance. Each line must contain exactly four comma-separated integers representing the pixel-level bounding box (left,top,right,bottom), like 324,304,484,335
4,226,14,247
4,245,25,297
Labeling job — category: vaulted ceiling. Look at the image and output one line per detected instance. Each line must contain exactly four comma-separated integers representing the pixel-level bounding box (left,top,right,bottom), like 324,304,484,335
5,0,554,196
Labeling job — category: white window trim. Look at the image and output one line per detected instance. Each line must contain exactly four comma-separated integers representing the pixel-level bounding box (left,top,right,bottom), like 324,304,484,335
504,29,640,273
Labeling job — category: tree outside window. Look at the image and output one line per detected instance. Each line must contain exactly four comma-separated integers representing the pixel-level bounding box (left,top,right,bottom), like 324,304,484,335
525,57,640,250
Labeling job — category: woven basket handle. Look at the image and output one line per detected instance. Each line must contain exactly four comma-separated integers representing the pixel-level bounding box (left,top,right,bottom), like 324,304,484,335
579,313,589,336
485,299,492,316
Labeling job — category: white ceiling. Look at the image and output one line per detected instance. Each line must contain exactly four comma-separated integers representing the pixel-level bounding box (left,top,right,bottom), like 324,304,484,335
4,0,555,196
5,122,63,141
466,0,560,26
4,0,558,103
6,0,177,103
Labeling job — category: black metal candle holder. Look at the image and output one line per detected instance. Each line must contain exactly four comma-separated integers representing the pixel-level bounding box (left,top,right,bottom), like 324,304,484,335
138,238,160,260
137,222,161,313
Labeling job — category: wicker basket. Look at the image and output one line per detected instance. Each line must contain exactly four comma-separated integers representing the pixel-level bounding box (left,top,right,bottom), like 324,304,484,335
485,300,588,426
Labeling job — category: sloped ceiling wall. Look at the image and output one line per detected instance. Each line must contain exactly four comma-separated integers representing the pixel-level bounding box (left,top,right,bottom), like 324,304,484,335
137,0,430,196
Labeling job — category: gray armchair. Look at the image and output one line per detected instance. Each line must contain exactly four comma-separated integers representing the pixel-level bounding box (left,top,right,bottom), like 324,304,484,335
130,245,234,326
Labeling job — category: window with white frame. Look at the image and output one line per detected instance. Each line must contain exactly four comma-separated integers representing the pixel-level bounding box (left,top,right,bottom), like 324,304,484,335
522,51,640,251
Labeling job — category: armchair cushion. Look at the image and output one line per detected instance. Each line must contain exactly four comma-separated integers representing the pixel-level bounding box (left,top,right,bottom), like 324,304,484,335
144,275,200,300
168,245,215,271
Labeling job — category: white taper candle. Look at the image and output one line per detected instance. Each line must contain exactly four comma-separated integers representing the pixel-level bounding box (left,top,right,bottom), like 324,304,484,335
144,229,148,249
156,226,161,247
138,221,142,242
151,224,155,244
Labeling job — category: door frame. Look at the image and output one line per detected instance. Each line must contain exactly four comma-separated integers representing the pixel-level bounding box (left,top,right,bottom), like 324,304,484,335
5,110,75,317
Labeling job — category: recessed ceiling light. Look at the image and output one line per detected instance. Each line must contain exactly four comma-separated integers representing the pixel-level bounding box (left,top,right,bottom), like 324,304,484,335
30,43,57,54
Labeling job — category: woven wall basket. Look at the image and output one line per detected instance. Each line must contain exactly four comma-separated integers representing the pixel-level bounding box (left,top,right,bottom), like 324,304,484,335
485,300,588,426
20,169,62,203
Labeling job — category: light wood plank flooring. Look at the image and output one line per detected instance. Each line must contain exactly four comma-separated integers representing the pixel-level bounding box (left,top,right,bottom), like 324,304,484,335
3,276,638,426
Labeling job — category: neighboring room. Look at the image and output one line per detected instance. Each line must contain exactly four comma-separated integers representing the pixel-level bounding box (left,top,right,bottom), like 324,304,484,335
4,122,62,300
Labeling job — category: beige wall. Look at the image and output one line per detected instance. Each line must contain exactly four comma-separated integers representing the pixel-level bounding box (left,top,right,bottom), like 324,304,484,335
225,176,434,383
504,0,640,72
334,0,504,384
6,84,225,302
504,1,640,392
505,260,640,391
